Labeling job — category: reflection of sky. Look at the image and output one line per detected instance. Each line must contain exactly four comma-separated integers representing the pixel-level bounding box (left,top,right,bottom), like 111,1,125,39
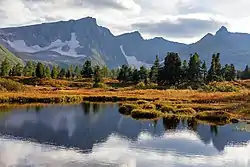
0,131,249,167
0,104,250,154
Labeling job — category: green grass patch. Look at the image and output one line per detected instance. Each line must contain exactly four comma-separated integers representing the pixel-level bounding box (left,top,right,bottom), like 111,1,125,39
119,104,138,115
131,109,162,119
196,111,233,124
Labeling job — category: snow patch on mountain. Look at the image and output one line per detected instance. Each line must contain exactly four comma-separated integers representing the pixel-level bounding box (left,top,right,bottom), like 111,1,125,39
120,45,151,68
5,33,86,57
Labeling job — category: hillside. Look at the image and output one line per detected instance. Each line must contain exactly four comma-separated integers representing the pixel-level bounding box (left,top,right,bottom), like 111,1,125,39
0,45,24,65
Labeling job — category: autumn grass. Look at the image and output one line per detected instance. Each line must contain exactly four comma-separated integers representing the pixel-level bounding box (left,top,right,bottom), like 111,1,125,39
1,77,250,123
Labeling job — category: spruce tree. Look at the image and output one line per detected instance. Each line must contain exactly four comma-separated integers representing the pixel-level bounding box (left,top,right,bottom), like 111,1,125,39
139,66,148,83
161,52,182,85
51,65,59,79
0,58,11,76
44,66,51,78
229,64,236,81
201,61,207,82
12,63,24,76
81,60,93,78
241,65,250,79
132,68,140,83
93,65,102,84
36,62,45,78
66,68,72,79
207,54,216,82
181,60,189,82
150,55,160,83
187,53,202,83
24,61,35,77
58,68,66,78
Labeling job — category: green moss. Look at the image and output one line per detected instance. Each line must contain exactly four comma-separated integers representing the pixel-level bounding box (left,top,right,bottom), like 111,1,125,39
173,108,196,115
161,105,175,113
131,109,162,119
196,111,233,124
119,104,137,115
142,103,156,110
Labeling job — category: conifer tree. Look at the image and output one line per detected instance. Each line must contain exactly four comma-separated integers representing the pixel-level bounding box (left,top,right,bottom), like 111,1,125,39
35,62,45,78
51,65,59,79
0,58,11,76
44,66,51,78
58,68,66,78
24,61,35,77
11,63,24,76
81,60,93,78
201,61,207,82
150,55,160,83
187,53,202,83
93,65,102,85
161,52,182,85
139,66,148,83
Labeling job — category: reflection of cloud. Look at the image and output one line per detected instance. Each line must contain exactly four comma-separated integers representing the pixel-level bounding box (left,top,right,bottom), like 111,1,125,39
1,108,81,138
0,131,249,167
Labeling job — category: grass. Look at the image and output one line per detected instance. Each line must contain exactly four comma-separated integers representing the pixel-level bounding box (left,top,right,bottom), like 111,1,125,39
131,109,162,119
1,76,250,123
195,111,234,124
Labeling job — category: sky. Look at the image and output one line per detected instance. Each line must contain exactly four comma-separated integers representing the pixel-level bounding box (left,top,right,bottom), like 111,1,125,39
0,0,250,44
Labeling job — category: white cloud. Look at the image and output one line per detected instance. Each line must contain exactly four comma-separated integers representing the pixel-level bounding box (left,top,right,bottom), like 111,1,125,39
0,0,250,43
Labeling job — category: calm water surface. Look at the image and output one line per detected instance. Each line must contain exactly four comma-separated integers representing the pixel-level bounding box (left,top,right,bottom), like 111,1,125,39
0,103,250,167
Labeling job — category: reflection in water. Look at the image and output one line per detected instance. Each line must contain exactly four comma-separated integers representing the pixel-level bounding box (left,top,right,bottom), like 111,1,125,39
0,103,250,166
162,117,180,130
0,132,250,167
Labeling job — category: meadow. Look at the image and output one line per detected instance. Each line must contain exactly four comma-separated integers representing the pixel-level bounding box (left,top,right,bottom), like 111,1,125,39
1,76,250,124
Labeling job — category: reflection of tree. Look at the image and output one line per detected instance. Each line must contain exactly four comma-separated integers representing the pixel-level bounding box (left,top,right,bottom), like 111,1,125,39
153,120,158,134
93,103,101,113
162,117,180,130
187,118,198,131
210,125,218,136
35,106,43,113
81,102,91,115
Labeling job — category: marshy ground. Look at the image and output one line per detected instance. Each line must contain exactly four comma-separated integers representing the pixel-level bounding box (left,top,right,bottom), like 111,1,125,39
1,77,250,125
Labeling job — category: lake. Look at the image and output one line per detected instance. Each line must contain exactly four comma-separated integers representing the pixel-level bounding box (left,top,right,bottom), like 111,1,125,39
0,103,250,167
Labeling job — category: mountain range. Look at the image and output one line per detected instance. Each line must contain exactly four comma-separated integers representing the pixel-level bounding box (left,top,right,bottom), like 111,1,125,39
0,17,250,69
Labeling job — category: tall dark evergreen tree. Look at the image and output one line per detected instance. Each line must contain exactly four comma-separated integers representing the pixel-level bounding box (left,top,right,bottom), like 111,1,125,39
207,54,217,82
150,55,160,83
11,63,24,76
35,62,45,78
58,68,66,78
132,68,140,83
51,65,59,79
24,61,35,77
81,60,93,78
241,65,250,79
117,65,133,82
44,66,51,78
201,61,207,82
161,52,182,85
0,58,11,76
139,66,148,84
93,65,102,84
187,53,202,83
181,60,189,82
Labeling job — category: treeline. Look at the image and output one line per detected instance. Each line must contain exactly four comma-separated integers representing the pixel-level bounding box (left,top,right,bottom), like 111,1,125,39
117,52,237,88
0,52,245,88
0,59,119,84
